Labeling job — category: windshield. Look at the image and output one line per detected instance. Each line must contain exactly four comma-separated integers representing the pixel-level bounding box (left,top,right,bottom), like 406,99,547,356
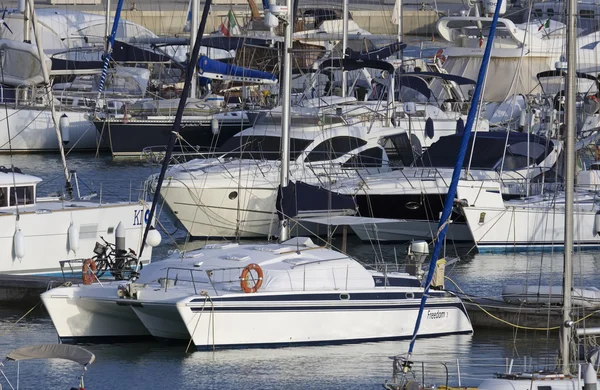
217,136,313,160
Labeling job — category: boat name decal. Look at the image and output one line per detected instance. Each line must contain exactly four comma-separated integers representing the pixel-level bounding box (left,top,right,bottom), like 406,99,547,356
426,310,448,320
133,209,150,226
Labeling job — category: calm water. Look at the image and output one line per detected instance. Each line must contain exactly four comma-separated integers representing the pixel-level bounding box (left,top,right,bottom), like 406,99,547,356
0,153,592,389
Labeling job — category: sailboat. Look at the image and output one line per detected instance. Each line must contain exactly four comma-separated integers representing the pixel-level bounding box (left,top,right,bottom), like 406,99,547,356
41,0,473,347
386,0,600,386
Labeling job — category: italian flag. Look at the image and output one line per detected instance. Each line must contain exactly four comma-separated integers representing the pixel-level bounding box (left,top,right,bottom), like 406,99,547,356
538,18,550,31
222,9,240,37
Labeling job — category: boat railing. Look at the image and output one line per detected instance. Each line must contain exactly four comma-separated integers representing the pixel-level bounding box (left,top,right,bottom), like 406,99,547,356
385,355,551,389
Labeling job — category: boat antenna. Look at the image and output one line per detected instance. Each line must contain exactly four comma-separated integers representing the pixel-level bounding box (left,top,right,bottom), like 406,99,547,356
138,0,213,259
402,0,504,362
27,0,72,198
561,0,576,373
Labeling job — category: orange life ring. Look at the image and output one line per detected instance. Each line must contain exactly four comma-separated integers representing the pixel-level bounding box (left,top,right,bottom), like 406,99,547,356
82,259,97,285
240,263,263,293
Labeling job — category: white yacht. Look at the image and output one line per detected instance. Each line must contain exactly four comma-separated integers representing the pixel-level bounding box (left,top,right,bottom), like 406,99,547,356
314,131,561,242
154,69,490,239
41,238,473,347
0,166,153,275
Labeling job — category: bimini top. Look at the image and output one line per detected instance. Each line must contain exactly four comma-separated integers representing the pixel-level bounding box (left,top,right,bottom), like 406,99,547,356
6,344,95,366
416,132,555,170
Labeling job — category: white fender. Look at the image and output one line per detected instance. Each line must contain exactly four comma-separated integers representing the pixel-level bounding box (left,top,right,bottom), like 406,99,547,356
13,229,25,260
68,222,79,254
146,228,162,247
59,114,70,145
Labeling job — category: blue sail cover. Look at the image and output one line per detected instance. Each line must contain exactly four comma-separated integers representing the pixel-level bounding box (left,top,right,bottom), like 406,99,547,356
198,55,276,81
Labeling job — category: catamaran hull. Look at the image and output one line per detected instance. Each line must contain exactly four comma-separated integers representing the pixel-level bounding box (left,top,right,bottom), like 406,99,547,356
131,302,190,340
0,108,103,153
0,201,153,275
41,288,151,342
176,295,473,350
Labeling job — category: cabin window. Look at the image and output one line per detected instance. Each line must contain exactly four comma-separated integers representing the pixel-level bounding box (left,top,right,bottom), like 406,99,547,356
534,8,543,17
538,386,552,390
580,10,594,18
546,8,554,17
10,186,34,206
0,187,7,207
342,147,384,168
217,136,312,161
305,137,367,162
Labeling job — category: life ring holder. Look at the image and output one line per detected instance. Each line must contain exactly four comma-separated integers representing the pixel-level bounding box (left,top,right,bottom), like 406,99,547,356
82,258,97,285
240,263,264,293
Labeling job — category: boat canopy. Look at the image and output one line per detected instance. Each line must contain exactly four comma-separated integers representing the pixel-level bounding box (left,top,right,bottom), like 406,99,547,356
416,132,554,170
318,58,395,73
198,55,277,82
6,344,95,366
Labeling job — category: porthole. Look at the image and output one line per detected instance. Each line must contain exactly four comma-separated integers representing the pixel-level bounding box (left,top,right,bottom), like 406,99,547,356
405,202,421,210
340,293,350,300
229,191,238,200
406,292,415,299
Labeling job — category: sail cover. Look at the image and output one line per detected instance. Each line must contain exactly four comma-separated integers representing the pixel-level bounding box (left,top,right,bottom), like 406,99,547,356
197,55,276,82
7,344,95,366
0,39,52,86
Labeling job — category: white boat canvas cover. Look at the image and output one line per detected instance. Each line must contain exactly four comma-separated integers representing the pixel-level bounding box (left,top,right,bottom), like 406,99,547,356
0,39,51,86
6,344,95,366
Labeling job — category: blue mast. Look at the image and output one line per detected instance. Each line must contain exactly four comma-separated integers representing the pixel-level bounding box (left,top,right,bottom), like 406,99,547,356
406,0,504,357
96,0,125,97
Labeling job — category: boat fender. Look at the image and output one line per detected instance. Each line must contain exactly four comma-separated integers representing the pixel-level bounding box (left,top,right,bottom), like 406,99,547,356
455,118,465,136
68,222,79,254
425,117,434,139
584,363,597,390
240,263,264,293
211,118,219,135
595,211,600,235
59,114,70,145
146,227,162,247
13,229,25,260
82,259,97,285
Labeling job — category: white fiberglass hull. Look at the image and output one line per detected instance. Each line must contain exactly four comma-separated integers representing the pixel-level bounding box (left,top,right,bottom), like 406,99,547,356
0,200,152,275
0,107,103,152
176,292,472,350
41,285,151,342
350,219,473,242
458,182,600,252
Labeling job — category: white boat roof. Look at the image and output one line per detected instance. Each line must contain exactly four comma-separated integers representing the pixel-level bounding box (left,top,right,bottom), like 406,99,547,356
0,171,42,186
137,238,376,293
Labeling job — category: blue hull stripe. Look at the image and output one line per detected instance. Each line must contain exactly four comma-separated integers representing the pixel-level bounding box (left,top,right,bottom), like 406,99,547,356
195,330,473,351
478,242,600,253
189,302,464,313
190,291,447,304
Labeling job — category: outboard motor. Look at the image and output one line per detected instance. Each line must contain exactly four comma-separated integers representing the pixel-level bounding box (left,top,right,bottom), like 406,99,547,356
405,241,428,280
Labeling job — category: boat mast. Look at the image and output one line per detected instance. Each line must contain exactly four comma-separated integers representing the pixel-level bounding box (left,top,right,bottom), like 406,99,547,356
104,0,110,52
562,0,576,373
26,0,72,196
341,0,348,97
189,0,198,99
138,0,213,259
404,0,504,359
278,0,293,241
96,0,125,101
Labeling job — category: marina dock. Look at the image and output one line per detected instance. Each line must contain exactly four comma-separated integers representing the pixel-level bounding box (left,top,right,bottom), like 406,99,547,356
0,275,78,305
